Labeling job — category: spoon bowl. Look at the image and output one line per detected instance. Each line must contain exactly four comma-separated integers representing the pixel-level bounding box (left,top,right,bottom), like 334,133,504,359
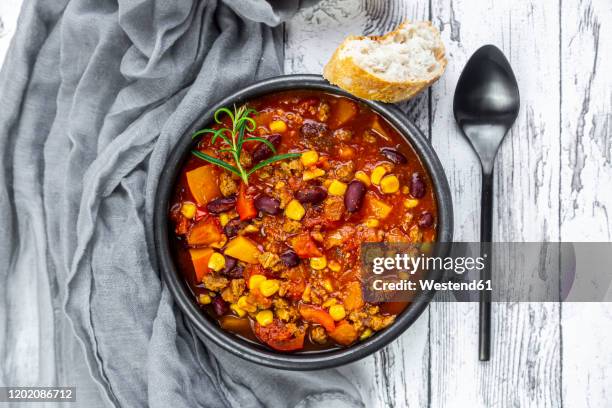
454,45,520,172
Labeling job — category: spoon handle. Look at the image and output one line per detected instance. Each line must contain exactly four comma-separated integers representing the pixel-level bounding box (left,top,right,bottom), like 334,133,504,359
479,172,493,361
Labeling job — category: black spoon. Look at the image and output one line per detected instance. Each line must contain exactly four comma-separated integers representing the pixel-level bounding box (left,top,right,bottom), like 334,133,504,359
453,45,520,361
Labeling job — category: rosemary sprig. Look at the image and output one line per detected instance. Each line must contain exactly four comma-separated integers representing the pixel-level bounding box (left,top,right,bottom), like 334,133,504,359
191,105,300,184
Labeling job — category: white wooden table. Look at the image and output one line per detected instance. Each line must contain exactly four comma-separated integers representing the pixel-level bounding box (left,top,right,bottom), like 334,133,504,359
2,1,611,407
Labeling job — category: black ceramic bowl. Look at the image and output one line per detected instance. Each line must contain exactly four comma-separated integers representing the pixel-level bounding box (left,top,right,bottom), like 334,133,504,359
154,74,453,370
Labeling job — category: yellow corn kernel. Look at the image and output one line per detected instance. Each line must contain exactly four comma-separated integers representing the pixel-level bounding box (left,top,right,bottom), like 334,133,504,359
328,260,341,272
328,180,348,196
249,274,267,290
256,310,274,326
310,256,327,270
259,279,280,297
371,166,388,185
404,198,419,209
230,304,246,317
401,186,410,194
207,252,226,272
181,202,197,219
270,120,288,133
322,279,334,292
380,175,400,194
198,294,212,305
301,150,319,166
355,171,371,186
322,298,338,308
302,168,325,181
360,328,373,341
329,304,346,321
302,284,312,302
237,296,249,309
323,179,333,188
365,218,380,228
219,213,231,227
285,199,306,220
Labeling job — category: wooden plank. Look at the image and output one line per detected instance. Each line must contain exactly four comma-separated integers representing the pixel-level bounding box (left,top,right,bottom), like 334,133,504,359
428,0,562,407
285,1,431,406
560,0,612,406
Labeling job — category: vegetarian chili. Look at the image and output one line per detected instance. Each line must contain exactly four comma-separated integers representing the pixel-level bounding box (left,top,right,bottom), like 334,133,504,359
169,91,437,351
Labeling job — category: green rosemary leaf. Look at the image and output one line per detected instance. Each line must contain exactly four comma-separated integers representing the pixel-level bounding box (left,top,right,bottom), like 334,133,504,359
191,128,216,140
191,150,240,176
210,129,232,146
214,107,234,125
247,153,302,176
191,105,297,184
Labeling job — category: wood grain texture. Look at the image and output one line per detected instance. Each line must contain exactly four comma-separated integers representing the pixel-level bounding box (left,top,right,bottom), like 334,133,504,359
560,0,612,406
428,0,562,407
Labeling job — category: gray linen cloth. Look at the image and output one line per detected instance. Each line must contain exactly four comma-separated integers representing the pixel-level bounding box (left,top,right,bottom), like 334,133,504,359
0,0,365,407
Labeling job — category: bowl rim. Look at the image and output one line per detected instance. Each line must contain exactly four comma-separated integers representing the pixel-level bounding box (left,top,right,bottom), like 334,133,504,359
153,74,453,370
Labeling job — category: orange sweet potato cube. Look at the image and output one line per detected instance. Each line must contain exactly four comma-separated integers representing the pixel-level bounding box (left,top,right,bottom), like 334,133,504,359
186,165,221,205
190,248,214,282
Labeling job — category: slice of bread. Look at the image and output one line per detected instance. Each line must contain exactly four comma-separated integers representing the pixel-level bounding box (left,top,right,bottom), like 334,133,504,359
323,21,447,103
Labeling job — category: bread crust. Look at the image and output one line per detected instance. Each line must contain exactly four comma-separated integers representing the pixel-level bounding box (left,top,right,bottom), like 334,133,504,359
323,21,447,103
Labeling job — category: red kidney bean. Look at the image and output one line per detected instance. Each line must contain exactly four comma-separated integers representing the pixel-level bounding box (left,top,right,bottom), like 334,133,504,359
254,194,281,215
221,256,237,274
212,297,228,316
252,134,282,163
380,147,407,164
345,180,366,212
418,212,434,228
295,186,328,205
409,172,426,198
222,257,244,278
223,218,243,238
206,196,236,214
280,250,300,267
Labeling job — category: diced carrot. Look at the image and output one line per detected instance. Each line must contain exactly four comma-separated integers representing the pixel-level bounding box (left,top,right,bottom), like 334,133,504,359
343,281,364,311
224,235,261,264
186,165,222,206
299,304,336,332
237,183,257,221
291,233,323,258
330,99,358,128
329,320,358,346
187,216,223,247
190,248,214,282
